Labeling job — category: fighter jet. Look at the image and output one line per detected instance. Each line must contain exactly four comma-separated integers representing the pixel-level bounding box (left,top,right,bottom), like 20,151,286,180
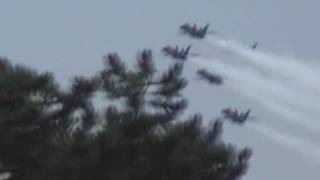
251,42,258,50
161,45,192,60
221,108,251,125
179,23,213,39
197,68,223,85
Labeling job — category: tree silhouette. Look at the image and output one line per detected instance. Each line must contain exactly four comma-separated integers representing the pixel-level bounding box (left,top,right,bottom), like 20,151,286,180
0,50,251,180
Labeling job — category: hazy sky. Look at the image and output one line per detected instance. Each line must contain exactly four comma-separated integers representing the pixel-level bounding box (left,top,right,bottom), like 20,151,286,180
0,1,319,179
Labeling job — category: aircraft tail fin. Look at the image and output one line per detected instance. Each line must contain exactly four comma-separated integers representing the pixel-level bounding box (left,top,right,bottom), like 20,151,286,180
242,109,251,121
251,43,258,50
184,45,192,57
201,23,210,34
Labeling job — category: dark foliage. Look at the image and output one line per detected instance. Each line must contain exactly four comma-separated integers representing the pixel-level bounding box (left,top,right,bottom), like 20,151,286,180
0,51,251,180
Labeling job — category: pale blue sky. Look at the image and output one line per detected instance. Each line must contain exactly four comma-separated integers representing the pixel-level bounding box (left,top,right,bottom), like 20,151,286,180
0,1,319,179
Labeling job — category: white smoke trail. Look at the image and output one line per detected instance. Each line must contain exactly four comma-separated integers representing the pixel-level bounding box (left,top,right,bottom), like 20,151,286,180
207,37,320,97
198,37,320,126
190,57,320,132
247,122,320,164
194,37,320,165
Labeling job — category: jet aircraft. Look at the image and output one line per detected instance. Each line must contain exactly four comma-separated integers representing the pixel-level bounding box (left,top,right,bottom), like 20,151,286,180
179,23,213,39
161,45,192,60
197,69,223,85
221,108,251,125
251,42,258,50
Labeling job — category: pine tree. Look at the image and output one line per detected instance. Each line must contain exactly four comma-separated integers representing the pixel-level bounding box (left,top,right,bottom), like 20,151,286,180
0,50,252,180
0,57,60,177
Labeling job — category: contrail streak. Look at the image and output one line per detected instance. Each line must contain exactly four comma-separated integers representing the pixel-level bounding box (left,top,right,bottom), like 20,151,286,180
247,122,320,164
190,57,320,132
208,37,320,96
190,37,320,164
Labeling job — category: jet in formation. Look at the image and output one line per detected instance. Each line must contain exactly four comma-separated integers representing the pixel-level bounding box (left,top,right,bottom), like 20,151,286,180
179,23,213,39
251,42,258,50
221,108,251,125
161,45,192,60
197,68,223,85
